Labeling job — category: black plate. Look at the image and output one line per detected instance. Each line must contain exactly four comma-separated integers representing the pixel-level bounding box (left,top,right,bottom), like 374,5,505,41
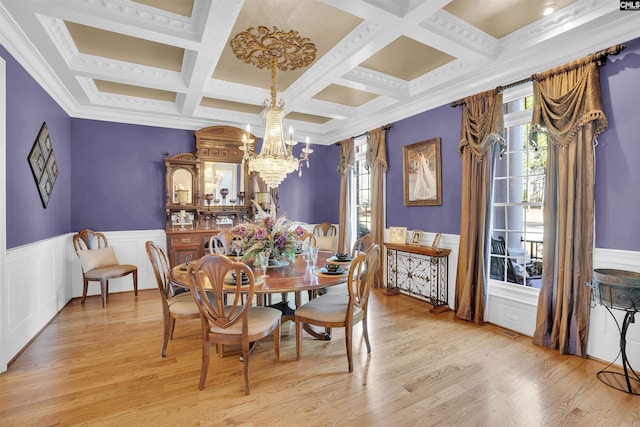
225,276,250,285
328,256,353,262
319,267,345,275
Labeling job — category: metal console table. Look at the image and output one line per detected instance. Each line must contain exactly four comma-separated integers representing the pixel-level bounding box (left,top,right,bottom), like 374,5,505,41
385,242,450,313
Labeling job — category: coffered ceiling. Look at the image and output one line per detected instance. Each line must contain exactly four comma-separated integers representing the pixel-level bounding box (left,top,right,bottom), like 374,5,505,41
1,0,638,145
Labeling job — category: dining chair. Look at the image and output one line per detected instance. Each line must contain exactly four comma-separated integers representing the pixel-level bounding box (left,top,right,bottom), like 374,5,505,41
295,244,380,372
73,229,138,307
299,229,317,249
313,221,337,237
351,233,373,257
187,254,281,394
208,230,240,255
145,241,200,357
208,235,228,255
321,234,374,298
313,222,337,252
296,229,317,302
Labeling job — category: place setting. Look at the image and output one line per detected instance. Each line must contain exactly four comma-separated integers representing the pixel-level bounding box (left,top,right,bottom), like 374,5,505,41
326,252,353,265
313,262,348,278
223,271,264,288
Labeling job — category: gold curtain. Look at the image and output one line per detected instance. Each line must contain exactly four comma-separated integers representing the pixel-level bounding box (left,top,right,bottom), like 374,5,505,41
455,89,504,324
336,138,354,254
531,48,618,355
367,128,388,287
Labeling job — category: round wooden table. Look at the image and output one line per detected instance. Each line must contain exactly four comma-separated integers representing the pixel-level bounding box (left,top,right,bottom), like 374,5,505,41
169,250,348,339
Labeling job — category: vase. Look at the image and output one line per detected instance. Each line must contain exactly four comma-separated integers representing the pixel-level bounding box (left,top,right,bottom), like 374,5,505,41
268,252,289,268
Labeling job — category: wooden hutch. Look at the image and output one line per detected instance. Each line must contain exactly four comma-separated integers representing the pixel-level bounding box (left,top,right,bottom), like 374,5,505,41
164,125,258,266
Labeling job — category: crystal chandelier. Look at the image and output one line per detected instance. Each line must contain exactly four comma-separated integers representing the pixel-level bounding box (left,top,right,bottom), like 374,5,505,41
231,26,316,188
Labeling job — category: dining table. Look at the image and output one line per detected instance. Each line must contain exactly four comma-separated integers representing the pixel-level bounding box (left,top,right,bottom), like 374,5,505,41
169,249,352,340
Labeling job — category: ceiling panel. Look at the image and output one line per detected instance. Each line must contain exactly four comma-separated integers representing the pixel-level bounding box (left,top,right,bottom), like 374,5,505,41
444,0,576,39
313,84,378,107
131,0,194,17
65,21,184,72
360,36,456,81
95,80,177,102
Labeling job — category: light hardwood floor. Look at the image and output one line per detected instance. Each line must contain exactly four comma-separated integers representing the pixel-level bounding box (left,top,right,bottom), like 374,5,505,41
1,289,638,426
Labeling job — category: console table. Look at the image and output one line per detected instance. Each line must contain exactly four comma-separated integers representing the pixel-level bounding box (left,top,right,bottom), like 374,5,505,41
385,242,451,313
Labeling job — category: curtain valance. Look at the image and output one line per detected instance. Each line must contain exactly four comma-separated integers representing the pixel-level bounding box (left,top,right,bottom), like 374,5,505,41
336,138,354,176
457,89,504,159
532,62,607,147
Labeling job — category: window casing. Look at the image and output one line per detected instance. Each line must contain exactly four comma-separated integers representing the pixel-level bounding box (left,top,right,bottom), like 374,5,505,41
490,86,547,289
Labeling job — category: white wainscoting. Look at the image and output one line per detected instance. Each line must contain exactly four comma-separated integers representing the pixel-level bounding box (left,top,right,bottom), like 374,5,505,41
1,230,165,372
4,230,637,373
486,246,640,368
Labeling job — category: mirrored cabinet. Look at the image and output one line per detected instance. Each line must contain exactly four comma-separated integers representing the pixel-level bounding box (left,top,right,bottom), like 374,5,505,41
164,125,255,265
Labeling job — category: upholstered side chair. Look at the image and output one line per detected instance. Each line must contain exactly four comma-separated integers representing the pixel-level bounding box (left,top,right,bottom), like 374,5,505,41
73,229,138,307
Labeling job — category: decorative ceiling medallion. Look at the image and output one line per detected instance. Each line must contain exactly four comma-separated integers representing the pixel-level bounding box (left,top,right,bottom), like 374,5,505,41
230,26,317,72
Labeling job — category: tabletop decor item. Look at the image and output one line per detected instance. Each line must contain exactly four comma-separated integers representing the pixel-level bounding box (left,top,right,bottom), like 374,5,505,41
232,201,304,265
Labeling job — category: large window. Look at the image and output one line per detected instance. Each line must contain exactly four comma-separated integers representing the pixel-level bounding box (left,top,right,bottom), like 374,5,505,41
351,136,371,243
490,86,547,288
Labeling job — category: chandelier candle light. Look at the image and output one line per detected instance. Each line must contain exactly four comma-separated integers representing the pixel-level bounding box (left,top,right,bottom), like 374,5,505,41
231,26,315,188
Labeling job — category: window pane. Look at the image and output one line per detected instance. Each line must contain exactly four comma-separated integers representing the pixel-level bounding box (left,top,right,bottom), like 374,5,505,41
493,178,507,203
492,206,506,230
494,157,508,178
506,206,525,233
508,176,525,203
507,124,527,151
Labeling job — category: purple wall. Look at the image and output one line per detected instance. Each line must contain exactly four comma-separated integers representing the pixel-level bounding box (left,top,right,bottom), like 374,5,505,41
2,45,72,249
596,37,640,251
4,37,640,251
277,143,340,223
385,105,463,234
70,119,193,231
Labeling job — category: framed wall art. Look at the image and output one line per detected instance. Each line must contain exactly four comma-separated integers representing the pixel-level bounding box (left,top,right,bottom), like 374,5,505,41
431,232,442,249
388,226,407,244
28,122,58,208
410,230,423,245
403,137,442,206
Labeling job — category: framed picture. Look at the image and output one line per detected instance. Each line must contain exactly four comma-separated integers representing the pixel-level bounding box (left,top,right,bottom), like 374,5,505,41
403,137,442,206
28,122,58,208
410,230,423,245
388,227,407,244
431,232,442,249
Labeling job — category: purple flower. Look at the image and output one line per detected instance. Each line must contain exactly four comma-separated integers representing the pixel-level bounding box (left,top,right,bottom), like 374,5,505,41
264,216,274,228
254,227,267,240
275,234,286,248
295,226,305,236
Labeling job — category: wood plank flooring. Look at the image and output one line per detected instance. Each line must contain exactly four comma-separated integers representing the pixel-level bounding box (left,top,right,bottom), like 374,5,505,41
1,289,638,426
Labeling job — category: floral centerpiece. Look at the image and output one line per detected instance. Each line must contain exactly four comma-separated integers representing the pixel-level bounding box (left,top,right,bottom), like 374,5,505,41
232,203,305,265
